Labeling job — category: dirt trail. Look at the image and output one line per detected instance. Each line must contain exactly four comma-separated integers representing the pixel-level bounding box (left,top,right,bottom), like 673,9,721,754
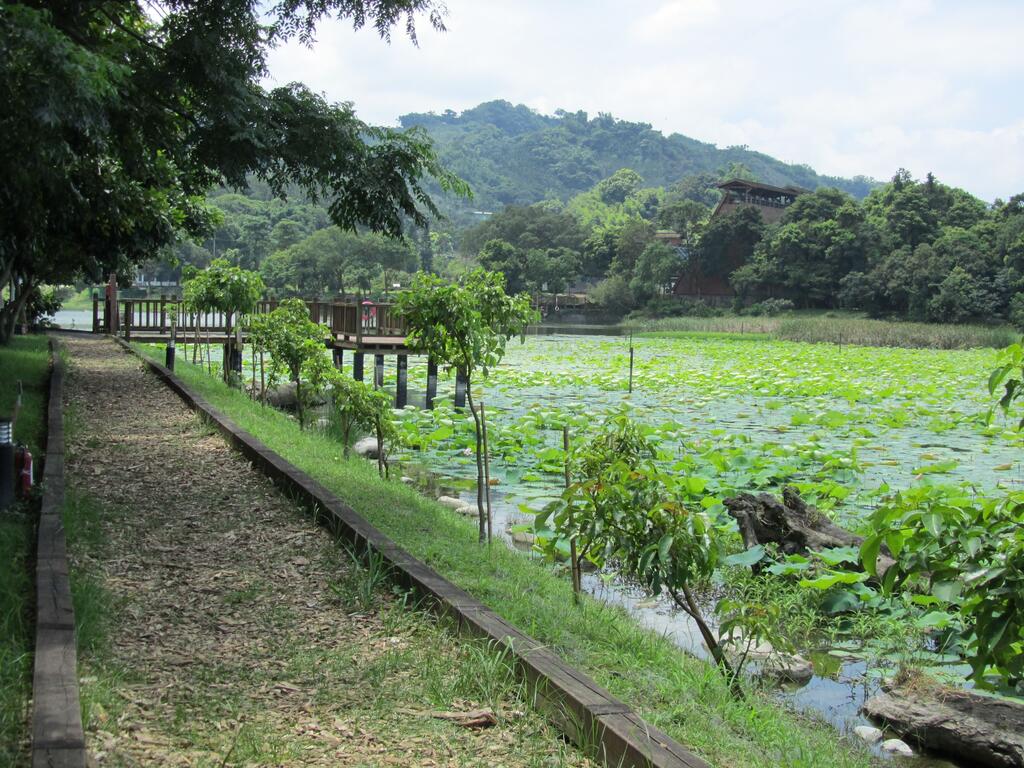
61,336,584,767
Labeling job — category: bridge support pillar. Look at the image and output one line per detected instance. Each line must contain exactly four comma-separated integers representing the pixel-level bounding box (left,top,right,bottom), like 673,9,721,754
332,347,343,371
374,354,385,389
396,355,408,408
455,366,467,409
353,352,364,382
426,358,438,409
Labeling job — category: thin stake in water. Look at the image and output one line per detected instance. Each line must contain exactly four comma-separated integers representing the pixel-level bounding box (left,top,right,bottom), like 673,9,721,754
481,401,493,544
564,425,581,601
628,332,634,394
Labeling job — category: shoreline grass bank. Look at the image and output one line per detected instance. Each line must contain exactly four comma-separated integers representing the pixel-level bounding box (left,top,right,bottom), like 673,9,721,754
625,314,1017,350
136,342,877,768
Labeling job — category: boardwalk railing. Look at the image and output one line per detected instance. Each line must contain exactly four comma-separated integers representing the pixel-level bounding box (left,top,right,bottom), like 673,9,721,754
93,297,408,345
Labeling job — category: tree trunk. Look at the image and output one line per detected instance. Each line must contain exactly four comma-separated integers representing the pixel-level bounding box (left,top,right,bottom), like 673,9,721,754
670,585,744,700
0,279,32,344
465,383,486,544
724,486,895,577
295,376,304,429
375,418,388,479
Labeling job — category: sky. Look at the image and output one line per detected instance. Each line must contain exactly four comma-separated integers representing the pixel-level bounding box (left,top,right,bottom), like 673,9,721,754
264,0,1024,202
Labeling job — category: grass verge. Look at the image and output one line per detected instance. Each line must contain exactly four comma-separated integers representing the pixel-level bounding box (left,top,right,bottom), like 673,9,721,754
0,335,52,766
137,342,878,768
626,314,1017,350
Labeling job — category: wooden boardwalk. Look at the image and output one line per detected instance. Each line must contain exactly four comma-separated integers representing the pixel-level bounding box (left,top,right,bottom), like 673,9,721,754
93,297,412,354
93,296,455,408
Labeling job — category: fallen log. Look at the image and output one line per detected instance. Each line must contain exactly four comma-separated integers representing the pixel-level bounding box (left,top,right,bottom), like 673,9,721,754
723,486,895,575
863,684,1024,768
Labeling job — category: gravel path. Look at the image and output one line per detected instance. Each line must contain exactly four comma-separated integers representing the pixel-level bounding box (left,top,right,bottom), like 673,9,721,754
62,336,585,767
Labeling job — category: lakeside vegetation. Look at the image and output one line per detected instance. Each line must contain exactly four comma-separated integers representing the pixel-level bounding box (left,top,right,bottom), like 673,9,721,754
136,341,878,768
0,335,51,765
627,314,1018,350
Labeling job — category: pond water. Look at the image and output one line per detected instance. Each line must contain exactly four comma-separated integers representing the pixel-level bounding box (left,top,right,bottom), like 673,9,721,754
381,332,1014,765
52,309,94,330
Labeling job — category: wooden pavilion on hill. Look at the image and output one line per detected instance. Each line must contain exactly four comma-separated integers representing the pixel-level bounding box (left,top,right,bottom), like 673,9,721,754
672,179,807,301
710,178,806,225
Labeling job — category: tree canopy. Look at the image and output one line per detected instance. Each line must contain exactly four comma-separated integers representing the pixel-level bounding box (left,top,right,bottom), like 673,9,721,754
0,0,464,341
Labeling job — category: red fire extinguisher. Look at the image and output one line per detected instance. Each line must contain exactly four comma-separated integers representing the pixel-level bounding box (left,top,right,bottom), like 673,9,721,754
15,445,32,498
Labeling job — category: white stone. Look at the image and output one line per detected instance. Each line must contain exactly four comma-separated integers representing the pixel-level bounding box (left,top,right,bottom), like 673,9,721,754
880,738,913,757
352,436,380,458
436,495,465,510
723,635,814,683
456,504,478,517
400,476,415,484
853,725,883,744
511,530,535,545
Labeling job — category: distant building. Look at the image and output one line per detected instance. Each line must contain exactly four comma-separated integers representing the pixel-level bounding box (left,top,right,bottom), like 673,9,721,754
672,178,806,301
710,178,805,224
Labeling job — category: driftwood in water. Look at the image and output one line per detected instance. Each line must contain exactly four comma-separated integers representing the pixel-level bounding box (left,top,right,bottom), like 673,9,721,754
864,684,1024,767
723,486,895,574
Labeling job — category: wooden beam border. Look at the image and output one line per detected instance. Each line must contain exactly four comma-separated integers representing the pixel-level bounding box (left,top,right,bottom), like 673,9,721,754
31,337,86,768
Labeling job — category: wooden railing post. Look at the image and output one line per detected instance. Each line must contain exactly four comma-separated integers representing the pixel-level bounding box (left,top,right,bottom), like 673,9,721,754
123,301,132,341
92,296,99,333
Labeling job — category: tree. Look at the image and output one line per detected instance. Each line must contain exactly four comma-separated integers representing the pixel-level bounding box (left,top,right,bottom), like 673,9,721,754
630,242,681,304
328,373,397,478
537,416,744,697
734,189,875,307
596,168,644,205
181,260,264,381
0,0,464,344
250,298,331,429
261,227,416,297
396,270,537,543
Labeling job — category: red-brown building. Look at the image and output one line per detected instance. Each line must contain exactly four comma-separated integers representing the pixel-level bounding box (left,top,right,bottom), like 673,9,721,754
672,179,806,301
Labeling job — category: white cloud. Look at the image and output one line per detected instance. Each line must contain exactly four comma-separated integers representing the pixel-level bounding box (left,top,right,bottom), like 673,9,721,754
263,0,1024,200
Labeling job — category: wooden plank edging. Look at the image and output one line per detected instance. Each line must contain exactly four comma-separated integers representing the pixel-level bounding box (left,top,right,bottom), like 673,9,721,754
116,338,711,768
31,338,86,768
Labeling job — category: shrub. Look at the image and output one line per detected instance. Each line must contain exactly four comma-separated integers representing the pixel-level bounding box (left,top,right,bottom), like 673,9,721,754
743,298,794,317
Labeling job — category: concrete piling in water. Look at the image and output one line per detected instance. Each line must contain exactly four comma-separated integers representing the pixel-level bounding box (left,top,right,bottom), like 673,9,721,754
332,347,344,371
455,366,467,409
426,358,438,409
374,354,385,389
353,352,364,382
396,355,408,408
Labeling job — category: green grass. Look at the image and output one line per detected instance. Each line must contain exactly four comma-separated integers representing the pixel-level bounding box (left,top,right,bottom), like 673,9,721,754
626,313,1018,350
137,343,878,768
0,335,51,766
57,287,96,311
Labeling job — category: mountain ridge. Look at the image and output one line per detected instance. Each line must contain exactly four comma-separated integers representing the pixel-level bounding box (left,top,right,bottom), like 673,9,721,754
399,100,877,219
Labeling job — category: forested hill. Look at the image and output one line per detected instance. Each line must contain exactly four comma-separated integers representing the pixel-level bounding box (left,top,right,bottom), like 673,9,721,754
399,100,877,213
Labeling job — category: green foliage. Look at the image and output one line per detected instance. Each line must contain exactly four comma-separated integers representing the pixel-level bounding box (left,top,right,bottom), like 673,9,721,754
861,485,1024,688
0,0,461,343
589,275,635,315
327,373,397,477
260,227,416,297
247,298,330,428
536,416,742,692
182,260,264,331
397,269,537,542
596,168,644,205
397,270,537,378
630,242,681,304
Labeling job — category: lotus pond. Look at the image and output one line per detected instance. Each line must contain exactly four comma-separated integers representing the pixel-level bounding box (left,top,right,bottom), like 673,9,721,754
379,332,1019,750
